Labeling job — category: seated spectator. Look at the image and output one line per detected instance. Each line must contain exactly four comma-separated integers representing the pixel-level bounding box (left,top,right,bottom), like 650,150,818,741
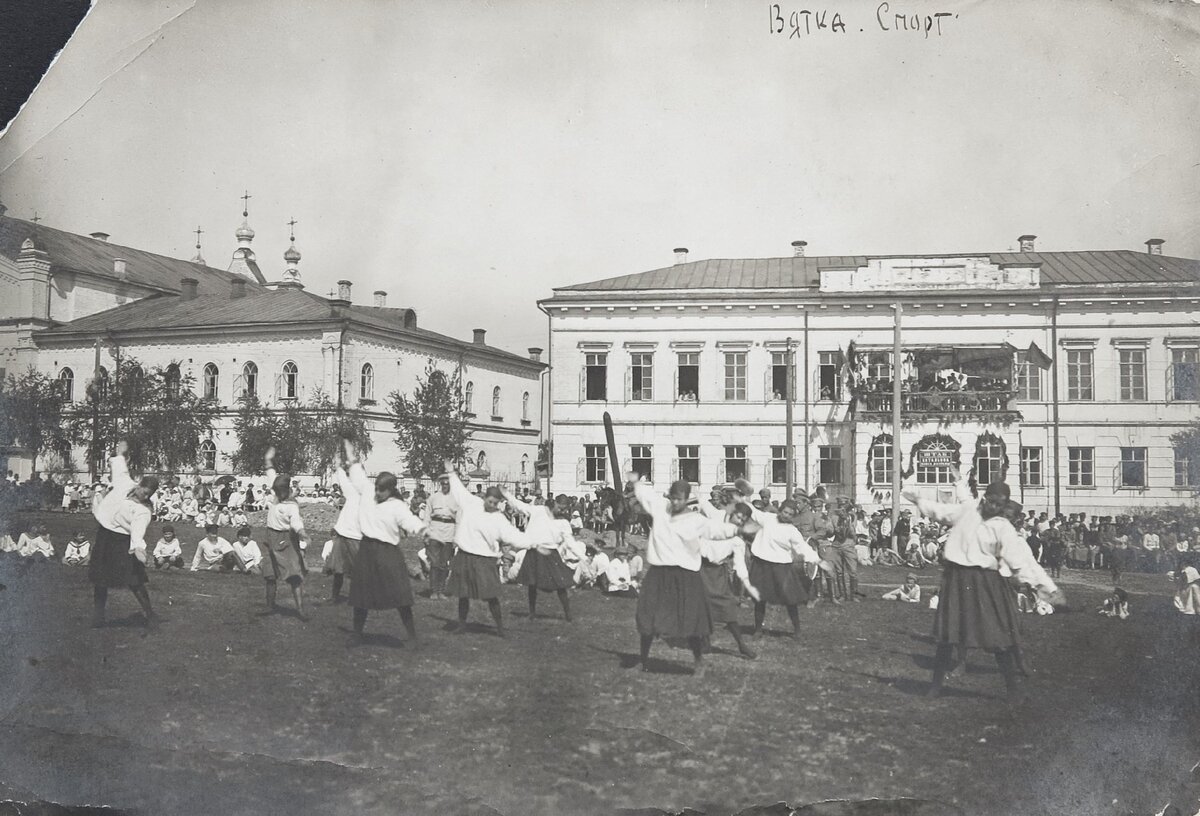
1098,588,1130,619
216,508,233,528
570,510,583,534
153,525,185,569
190,523,242,572
61,530,91,566
603,547,638,596
628,548,644,580
882,574,922,603
231,525,262,574
231,509,249,529
577,542,610,587
1174,566,1200,615
17,525,54,561
0,530,18,558
180,494,198,520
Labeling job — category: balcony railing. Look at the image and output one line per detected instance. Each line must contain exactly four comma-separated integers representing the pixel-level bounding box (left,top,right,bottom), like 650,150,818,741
854,389,1020,420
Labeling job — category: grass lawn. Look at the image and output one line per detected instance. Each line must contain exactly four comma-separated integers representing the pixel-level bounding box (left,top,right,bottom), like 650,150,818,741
0,510,1197,816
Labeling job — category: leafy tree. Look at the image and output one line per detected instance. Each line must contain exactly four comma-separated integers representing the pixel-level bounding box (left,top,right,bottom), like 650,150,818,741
387,359,472,479
308,389,372,481
67,357,217,474
0,367,72,472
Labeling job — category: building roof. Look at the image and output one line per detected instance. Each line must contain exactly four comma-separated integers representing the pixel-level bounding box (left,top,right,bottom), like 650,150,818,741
34,284,543,369
555,250,1200,293
0,215,257,293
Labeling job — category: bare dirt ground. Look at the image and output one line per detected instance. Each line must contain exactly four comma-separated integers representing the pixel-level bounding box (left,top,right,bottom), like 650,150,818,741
1,510,1197,816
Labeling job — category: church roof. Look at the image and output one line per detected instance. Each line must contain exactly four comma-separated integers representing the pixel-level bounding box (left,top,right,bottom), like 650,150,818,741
0,216,257,294
34,284,543,369
553,250,1200,293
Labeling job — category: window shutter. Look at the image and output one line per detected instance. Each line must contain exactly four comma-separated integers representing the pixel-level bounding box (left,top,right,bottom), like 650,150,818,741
671,458,679,481
624,366,632,403
1166,364,1174,402
576,458,585,485
274,373,283,401
763,368,772,403
673,369,679,402
716,459,726,484
745,457,753,483
790,365,798,402
578,368,586,402
622,458,631,474
1113,461,1121,489
233,374,245,401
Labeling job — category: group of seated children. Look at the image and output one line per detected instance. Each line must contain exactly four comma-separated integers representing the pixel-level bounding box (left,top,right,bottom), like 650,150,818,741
181,524,262,573
0,525,57,562
881,573,922,603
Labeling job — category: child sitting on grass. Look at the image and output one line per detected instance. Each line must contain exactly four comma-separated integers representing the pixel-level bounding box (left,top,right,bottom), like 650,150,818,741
62,530,91,566
882,573,922,603
1098,588,1130,619
232,526,262,574
153,525,184,569
190,523,243,572
17,525,54,561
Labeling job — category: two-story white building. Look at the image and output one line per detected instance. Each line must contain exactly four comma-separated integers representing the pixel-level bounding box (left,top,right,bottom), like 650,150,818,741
1,211,544,483
538,238,1200,516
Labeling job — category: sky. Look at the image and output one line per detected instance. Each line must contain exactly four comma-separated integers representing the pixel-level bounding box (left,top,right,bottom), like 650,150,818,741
1,0,1199,354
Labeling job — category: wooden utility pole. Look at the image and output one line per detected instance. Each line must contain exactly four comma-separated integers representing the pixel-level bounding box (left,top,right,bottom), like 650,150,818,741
890,301,902,551
785,336,794,498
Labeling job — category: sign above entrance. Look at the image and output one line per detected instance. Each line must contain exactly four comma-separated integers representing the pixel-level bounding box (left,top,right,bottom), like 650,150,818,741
819,257,1040,293
917,448,956,467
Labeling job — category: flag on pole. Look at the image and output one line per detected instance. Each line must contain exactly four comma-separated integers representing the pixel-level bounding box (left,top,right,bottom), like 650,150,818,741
1025,341,1053,370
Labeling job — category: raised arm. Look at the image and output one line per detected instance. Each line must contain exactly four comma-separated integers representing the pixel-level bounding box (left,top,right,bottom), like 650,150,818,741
496,516,533,551
443,463,480,509
390,499,428,537
630,477,667,519
500,488,533,518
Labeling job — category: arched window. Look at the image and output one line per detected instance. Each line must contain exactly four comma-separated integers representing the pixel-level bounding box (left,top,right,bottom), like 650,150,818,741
203,363,219,401
522,391,530,421
465,381,474,414
165,363,181,397
200,439,217,471
281,361,299,400
477,450,488,471
242,361,258,399
915,438,957,485
492,386,501,418
96,366,110,401
58,368,74,402
520,454,529,476
360,363,374,401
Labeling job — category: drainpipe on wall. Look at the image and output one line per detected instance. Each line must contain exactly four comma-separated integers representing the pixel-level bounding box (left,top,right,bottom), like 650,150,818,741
803,309,811,493
1050,297,1061,516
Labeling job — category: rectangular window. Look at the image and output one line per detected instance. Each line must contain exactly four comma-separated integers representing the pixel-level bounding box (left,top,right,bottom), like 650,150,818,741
584,444,607,483
677,352,699,401
677,445,700,483
1068,447,1094,487
1118,349,1147,401
631,445,653,482
1016,359,1042,401
865,351,892,383
770,445,789,485
770,351,794,400
723,352,747,401
585,353,607,401
1019,446,1043,487
1175,449,1199,487
724,445,748,482
974,440,1004,487
1066,350,1094,401
818,446,842,485
629,352,653,401
869,438,893,486
1119,446,1147,488
1170,348,1199,401
818,351,842,401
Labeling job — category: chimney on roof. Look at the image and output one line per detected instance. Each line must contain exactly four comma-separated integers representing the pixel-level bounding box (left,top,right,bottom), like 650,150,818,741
528,347,543,362
473,328,487,345
1145,238,1164,256
1018,234,1037,252
791,240,807,258
673,247,689,265
230,278,247,299
373,289,387,308
337,279,352,302
90,232,109,242
180,277,198,301
113,258,128,280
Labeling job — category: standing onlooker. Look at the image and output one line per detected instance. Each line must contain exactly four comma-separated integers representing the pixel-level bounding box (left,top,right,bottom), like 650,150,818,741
421,473,460,600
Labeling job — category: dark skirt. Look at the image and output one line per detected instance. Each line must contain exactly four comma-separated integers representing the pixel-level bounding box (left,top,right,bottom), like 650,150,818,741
517,548,575,591
447,550,501,600
748,555,806,606
636,565,713,638
262,530,305,585
700,559,740,624
349,536,414,610
89,524,148,588
325,533,359,575
933,563,1022,651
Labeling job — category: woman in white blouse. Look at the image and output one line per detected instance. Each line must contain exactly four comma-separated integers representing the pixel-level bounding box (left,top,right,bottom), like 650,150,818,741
89,440,160,629
342,441,428,644
262,447,309,619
